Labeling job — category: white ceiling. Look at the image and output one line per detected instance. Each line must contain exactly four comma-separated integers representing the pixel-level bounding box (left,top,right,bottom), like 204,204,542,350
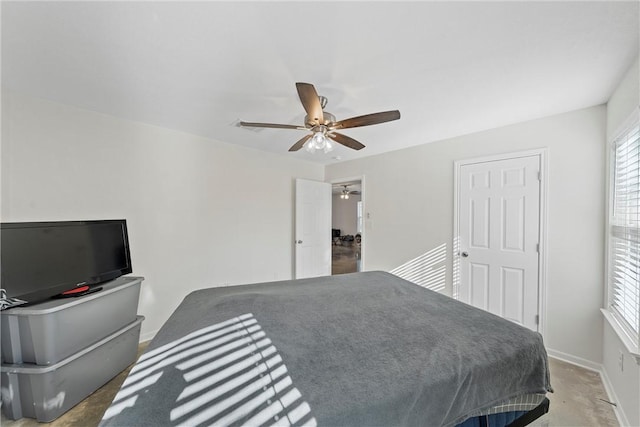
2,1,638,165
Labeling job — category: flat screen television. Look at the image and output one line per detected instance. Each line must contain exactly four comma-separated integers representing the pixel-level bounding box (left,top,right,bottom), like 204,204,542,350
1,219,132,307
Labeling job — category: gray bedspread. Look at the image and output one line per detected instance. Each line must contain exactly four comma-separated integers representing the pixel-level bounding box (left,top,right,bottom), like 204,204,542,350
100,271,551,427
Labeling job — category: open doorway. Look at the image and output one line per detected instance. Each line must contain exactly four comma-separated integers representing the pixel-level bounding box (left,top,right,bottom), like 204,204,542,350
331,179,363,275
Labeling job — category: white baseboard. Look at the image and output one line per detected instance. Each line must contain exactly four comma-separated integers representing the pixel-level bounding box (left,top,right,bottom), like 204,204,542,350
600,365,631,427
546,348,602,372
547,348,630,427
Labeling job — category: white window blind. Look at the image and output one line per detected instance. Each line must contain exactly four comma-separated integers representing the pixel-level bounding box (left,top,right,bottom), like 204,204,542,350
610,120,640,347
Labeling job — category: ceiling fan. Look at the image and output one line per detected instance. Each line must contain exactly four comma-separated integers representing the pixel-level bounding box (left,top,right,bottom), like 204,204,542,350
239,82,401,153
338,185,360,199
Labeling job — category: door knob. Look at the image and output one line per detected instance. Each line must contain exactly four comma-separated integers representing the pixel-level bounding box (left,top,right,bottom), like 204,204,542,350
297,240,303,244
461,251,469,258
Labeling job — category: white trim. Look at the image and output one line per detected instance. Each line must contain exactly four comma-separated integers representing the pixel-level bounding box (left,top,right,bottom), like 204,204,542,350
453,148,549,337
604,124,614,323
601,116,636,427
539,149,550,339
604,110,640,355
547,349,602,372
329,175,366,271
602,309,640,363
600,363,632,427
453,163,460,300
453,148,550,166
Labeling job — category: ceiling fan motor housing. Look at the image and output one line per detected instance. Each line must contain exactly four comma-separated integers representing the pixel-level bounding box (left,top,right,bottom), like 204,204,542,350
305,111,336,128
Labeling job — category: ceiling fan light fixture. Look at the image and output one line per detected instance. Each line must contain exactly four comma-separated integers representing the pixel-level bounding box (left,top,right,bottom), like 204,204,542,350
340,185,350,200
313,131,325,145
305,129,334,153
324,138,334,153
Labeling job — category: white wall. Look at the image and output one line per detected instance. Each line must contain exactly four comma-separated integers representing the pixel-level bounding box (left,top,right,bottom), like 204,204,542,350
1,91,324,340
326,105,606,366
332,193,361,237
603,56,640,427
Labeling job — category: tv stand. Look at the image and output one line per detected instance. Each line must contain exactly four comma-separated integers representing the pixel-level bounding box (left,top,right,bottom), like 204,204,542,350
1,276,144,422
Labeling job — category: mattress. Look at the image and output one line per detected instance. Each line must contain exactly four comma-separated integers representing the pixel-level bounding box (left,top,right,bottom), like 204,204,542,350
475,393,546,417
100,271,551,426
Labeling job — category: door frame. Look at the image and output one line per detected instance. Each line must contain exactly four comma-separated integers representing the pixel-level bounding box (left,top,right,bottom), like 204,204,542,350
330,175,366,272
453,149,548,336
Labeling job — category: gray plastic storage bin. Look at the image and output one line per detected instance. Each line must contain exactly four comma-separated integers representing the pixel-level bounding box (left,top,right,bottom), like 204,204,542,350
1,315,144,422
1,276,143,365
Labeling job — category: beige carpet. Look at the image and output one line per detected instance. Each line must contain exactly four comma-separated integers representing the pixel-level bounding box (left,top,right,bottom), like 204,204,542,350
531,358,619,427
1,347,619,427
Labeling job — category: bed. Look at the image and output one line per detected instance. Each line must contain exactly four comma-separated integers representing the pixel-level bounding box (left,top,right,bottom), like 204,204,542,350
100,271,551,427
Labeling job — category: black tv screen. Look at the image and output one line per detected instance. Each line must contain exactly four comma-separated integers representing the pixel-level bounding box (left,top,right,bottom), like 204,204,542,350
1,219,132,305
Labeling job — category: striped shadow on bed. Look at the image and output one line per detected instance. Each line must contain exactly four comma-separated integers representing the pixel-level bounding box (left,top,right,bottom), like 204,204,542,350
100,313,316,427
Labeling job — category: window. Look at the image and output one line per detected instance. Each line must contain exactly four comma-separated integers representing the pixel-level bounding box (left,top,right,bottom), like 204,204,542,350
608,116,640,351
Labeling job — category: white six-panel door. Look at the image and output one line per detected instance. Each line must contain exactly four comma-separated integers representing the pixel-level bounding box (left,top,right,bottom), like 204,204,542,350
458,155,541,331
295,178,331,279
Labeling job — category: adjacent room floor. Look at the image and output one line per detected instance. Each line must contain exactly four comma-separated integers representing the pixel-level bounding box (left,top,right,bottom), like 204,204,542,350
1,345,619,427
332,242,361,275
